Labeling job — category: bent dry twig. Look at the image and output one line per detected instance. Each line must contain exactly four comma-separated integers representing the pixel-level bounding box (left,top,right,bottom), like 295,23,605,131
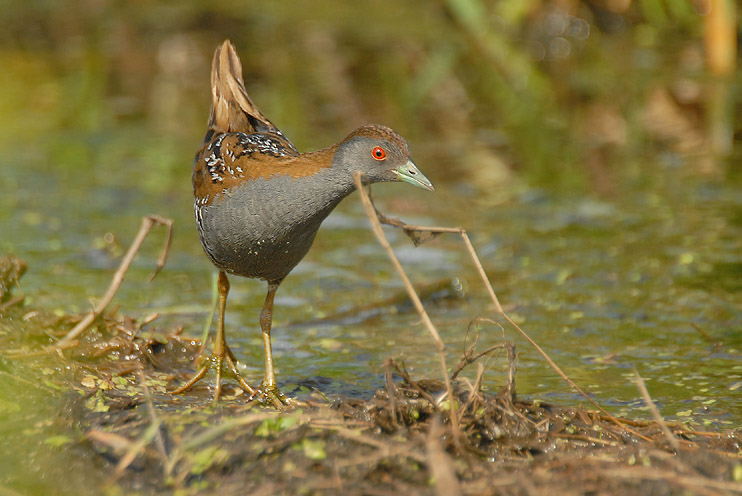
58,215,173,348
426,415,463,496
634,369,681,451
353,172,463,446
354,175,649,441
99,366,172,489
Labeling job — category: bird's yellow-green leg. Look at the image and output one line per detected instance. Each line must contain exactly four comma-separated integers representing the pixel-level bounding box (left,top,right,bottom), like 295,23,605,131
249,281,301,408
171,271,256,401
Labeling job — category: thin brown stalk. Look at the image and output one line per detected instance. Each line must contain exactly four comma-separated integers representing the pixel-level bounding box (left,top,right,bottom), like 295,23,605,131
331,426,428,466
690,322,722,347
5,339,79,358
554,433,620,446
384,360,399,428
353,172,462,445
457,362,485,424
103,419,162,488
85,430,137,453
179,411,278,452
367,191,650,440
450,342,506,380
57,215,173,347
137,368,172,475
504,341,517,401
389,359,439,409
426,415,462,496
634,369,680,450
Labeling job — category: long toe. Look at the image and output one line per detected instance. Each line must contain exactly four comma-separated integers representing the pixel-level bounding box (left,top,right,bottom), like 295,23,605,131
250,384,305,409
223,350,257,396
171,349,256,400
170,362,211,395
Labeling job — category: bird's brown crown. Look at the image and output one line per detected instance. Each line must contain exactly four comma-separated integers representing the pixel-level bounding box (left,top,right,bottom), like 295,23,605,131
341,124,410,156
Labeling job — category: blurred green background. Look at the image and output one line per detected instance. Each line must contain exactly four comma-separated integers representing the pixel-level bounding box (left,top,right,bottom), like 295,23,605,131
2,0,736,194
0,0,741,492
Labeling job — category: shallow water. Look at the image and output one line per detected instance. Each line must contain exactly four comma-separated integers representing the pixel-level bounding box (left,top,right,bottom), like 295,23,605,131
4,142,741,427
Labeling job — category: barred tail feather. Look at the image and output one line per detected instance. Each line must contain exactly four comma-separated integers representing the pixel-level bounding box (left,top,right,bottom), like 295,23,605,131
208,40,278,135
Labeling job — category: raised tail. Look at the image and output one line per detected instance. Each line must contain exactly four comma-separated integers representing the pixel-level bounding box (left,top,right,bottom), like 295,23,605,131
208,40,279,135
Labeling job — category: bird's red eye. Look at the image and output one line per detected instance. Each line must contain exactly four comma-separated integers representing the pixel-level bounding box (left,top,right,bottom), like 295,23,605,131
372,146,386,160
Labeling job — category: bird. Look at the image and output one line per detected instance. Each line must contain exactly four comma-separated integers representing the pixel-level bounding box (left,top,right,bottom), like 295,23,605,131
173,40,434,406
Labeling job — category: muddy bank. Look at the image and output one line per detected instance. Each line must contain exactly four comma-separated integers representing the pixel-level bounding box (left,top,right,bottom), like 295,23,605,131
3,299,740,496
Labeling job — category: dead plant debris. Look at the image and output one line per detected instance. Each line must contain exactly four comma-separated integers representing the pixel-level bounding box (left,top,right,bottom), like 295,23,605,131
32,312,742,495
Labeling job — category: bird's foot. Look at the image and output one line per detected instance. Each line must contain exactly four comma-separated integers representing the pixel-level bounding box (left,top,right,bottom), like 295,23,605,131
170,348,256,401
248,383,305,409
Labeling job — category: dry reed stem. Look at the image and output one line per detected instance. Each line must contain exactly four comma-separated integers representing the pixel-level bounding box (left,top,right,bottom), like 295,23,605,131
332,430,428,468
634,369,681,450
5,340,80,358
353,172,462,445
426,415,463,496
361,183,651,441
384,360,399,428
103,419,161,488
690,322,722,347
450,342,507,380
388,359,439,407
137,368,172,475
457,363,486,425
57,215,173,347
100,366,172,488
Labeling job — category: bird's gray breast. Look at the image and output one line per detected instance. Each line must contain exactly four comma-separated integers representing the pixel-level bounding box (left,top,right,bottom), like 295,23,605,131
195,171,352,282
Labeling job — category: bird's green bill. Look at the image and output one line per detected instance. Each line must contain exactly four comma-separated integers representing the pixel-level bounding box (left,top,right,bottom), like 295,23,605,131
393,159,435,191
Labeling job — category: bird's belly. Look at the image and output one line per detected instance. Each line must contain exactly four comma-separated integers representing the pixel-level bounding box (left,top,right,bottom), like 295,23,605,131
194,177,338,282
197,205,320,282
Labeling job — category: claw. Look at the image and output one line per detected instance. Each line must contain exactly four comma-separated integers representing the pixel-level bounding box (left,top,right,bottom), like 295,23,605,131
173,272,303,406
248,383,305,409
170,345,256,401
171,271,259,401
